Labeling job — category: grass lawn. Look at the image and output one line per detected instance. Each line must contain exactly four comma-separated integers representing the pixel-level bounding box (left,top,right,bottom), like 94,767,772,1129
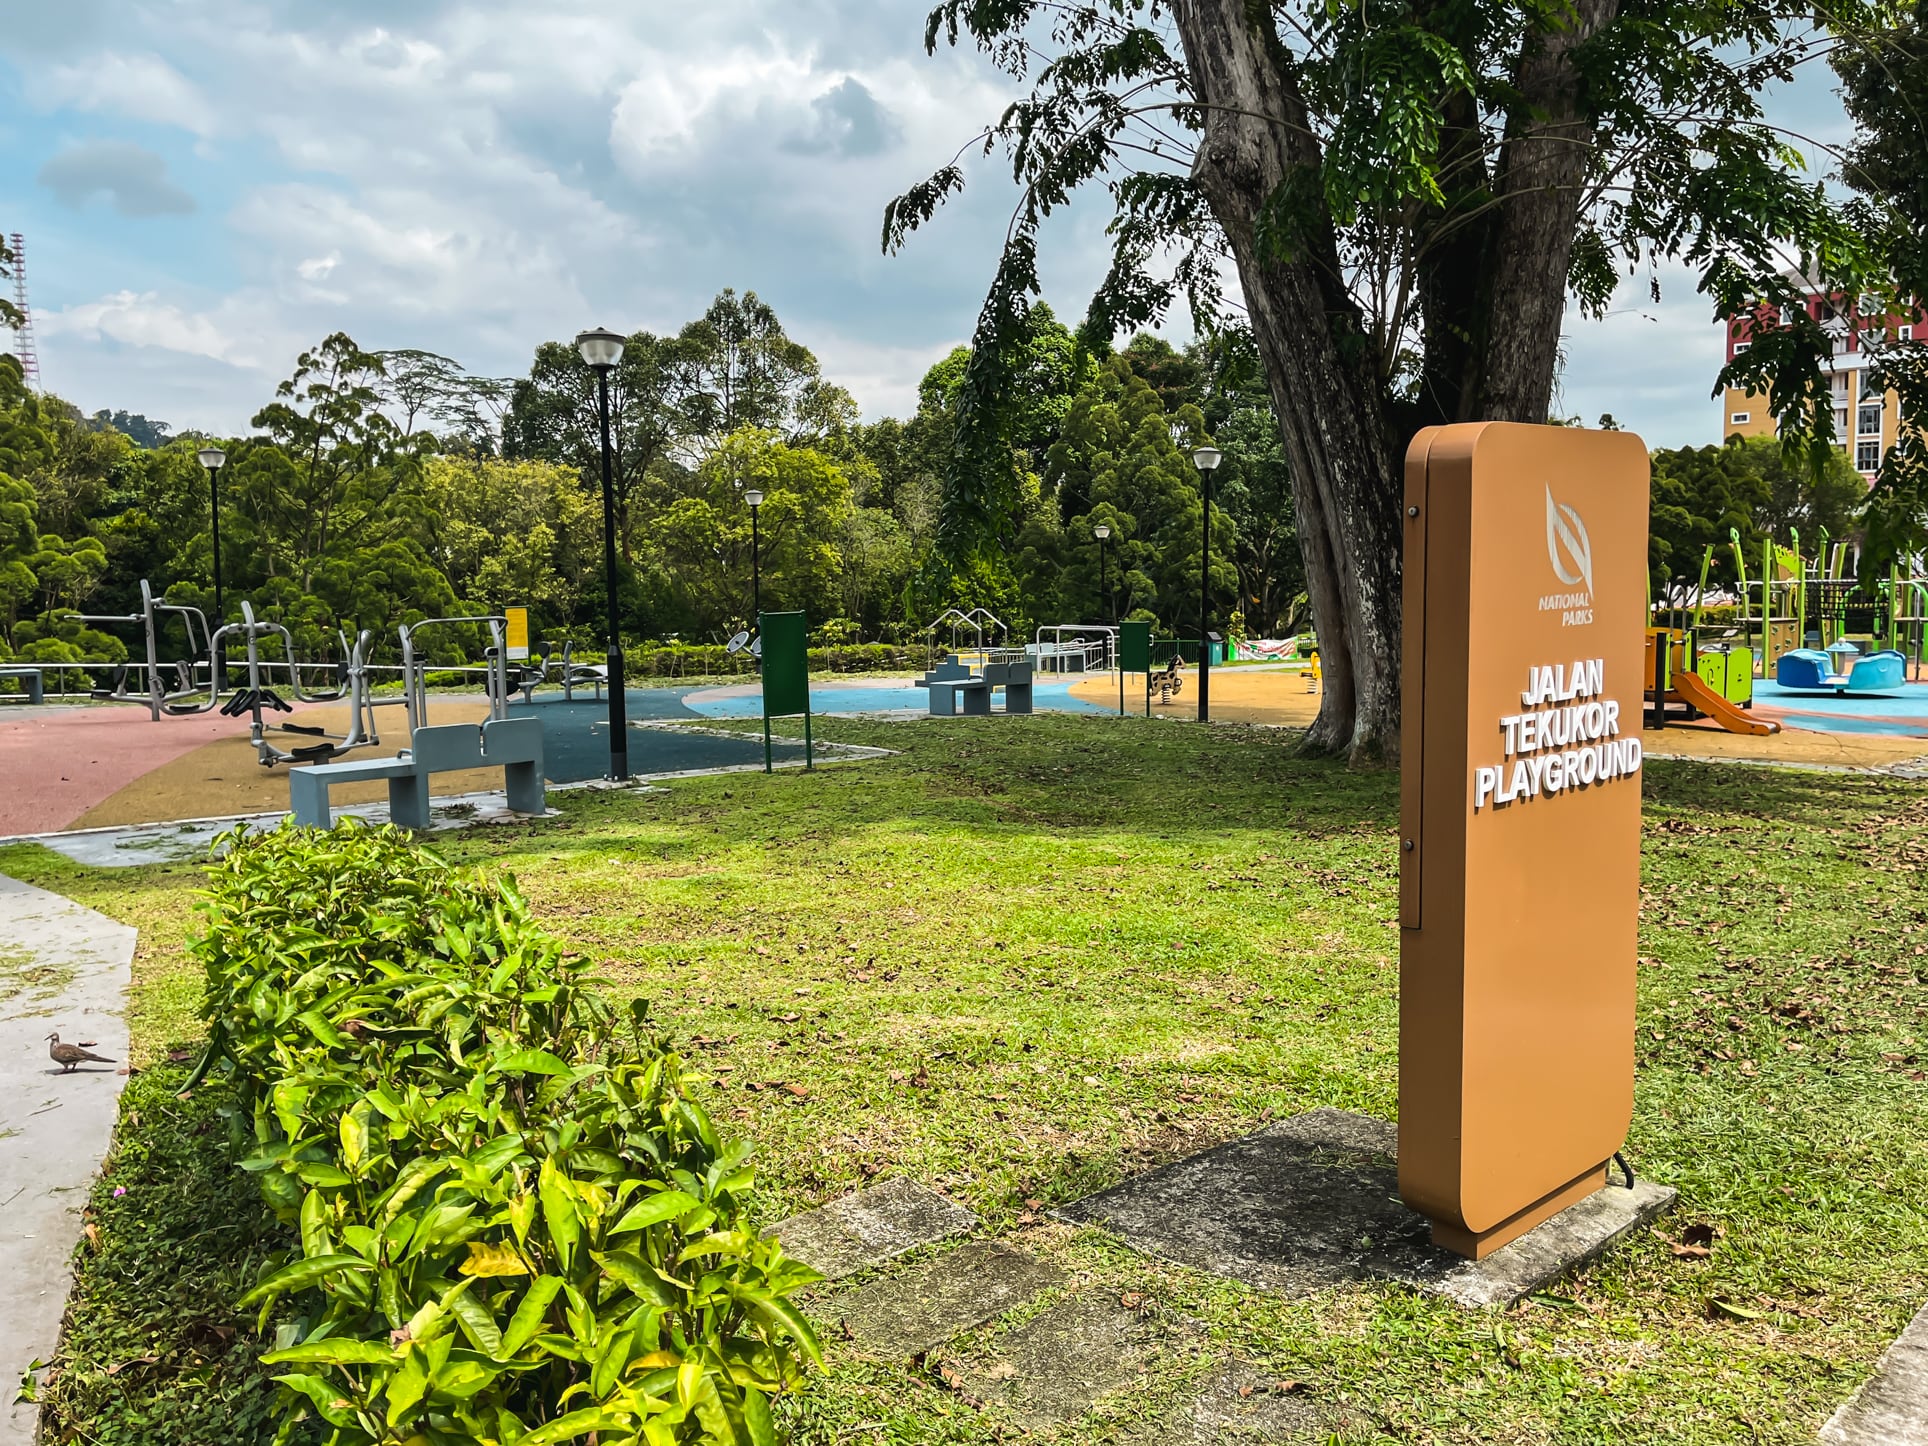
5,714,1926,1444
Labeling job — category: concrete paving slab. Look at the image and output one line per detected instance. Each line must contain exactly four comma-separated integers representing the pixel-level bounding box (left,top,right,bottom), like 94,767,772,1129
943,1292,1182,1429
1369,1178,1677,1308
1054,1107,1420,1297
1821,1300,1928,1446
1119,1358,1326,1443
0,873,136,1444
769,1176,978,1282
1057,1108,1673,1308
830,1240,1063,1359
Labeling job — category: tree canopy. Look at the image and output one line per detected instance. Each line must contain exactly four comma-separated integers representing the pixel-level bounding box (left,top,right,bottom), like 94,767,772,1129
887,0,1881,758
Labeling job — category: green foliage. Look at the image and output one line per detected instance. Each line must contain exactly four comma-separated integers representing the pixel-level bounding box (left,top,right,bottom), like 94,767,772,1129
1648,437,1869,602
193,824,819,1444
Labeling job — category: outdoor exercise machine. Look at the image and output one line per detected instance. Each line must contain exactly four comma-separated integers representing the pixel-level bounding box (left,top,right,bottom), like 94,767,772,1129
215,601,383,766
64,580,224,721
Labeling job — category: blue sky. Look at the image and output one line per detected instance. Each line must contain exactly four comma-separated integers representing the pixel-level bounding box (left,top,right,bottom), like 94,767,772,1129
1,1,1855,447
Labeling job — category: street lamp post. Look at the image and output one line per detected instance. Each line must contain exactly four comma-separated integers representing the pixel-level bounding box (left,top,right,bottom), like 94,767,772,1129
744,488,764,623
1190,445,1223,723
1093,523,1112,624
196,447,227,623
197,446,227,690
576,326,629,781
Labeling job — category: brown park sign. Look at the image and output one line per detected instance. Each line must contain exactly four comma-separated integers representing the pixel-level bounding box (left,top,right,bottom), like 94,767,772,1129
1399,422,1650,1259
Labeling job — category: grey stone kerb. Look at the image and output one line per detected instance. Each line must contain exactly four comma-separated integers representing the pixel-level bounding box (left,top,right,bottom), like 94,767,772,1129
0,873,135,1444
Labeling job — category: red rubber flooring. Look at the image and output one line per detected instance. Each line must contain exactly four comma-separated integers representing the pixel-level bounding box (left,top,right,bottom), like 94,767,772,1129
0,703,310,836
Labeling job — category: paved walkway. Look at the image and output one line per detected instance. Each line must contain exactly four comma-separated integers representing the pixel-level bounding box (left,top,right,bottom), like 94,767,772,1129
0,874,135,1444
1822,1301,1928,1446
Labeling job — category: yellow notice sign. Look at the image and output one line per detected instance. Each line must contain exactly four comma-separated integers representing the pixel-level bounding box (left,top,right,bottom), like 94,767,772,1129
504,607,530,661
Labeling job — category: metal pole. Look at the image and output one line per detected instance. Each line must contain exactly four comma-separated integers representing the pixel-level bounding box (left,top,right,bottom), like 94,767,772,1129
207,460,226,692
208,463,224,625
1199,468,1212,723
751,505,762,620
596,368,629,780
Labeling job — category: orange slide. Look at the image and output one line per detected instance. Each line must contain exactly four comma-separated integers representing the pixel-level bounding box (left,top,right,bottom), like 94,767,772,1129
1672,672,1782,735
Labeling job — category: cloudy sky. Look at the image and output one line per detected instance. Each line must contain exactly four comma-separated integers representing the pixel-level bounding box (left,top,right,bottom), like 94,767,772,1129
2,0,1853,447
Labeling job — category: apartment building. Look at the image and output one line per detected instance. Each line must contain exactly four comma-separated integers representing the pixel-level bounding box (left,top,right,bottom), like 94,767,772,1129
1721,282,1924,480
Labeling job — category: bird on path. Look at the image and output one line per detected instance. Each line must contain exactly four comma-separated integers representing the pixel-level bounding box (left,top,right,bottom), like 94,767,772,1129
47,1033,115,1073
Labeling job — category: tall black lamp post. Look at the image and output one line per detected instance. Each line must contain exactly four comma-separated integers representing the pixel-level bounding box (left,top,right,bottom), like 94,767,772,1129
1190,445,1223,723
197,447,227,622
576,326,629,781
1093,523,1112,623
744,487,764,621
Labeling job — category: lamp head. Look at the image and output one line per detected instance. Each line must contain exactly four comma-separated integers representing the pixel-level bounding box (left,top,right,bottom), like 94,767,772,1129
1190,445,1223,472
197,446,227,470
574,327,626,371
743,489,764,509
1094,524,1111,540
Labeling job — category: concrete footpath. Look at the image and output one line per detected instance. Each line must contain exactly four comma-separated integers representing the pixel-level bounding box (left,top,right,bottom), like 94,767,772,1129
0,873,135,1444
1823,1301,1928,1446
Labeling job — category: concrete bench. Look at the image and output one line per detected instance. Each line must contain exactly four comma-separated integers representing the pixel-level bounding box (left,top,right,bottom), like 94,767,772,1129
916,675,992,716
0,666,45,704
981,660,1034,714
288,717,546,830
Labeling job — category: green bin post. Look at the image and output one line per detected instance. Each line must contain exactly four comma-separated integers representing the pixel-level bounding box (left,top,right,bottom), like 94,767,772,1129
759,610,812,773
1119,620,1151,717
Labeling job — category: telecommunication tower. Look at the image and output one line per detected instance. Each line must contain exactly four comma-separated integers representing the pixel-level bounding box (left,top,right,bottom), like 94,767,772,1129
7,232,40,391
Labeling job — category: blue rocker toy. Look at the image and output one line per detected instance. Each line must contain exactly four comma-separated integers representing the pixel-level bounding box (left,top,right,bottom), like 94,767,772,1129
1776,647,1907,695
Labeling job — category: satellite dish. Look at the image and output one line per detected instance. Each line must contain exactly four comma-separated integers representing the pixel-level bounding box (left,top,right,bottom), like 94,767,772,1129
750,637,763,657
725,630,751,655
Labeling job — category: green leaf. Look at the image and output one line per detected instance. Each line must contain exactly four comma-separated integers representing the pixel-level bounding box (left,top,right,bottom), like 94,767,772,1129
593,1251,680,1306
538,1157,579,1270
240,1254,373,1307
516,1406,620,1445
494,1047,571,1075
447,1286,504,1357
608,1190,702,1236
501,1276,565,1357
737,1288,823,1367
377,1157,447,1225
298,1187,331,1259
386,1346,429,1426
273,1372,358,1427
263,1336,397,1366
340,1098,373,1175
742,1385,777,1446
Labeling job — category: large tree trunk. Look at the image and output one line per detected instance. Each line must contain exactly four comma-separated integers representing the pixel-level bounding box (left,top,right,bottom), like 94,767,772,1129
1178,0,1404,761
1479,0,1621,420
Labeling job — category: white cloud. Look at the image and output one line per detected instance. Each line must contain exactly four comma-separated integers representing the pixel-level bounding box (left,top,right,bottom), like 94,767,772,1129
32,51,214,136
41,290,259,368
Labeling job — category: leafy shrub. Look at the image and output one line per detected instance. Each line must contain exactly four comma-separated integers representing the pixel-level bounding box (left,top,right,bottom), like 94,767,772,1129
620,642,920,679
194,824,819,1445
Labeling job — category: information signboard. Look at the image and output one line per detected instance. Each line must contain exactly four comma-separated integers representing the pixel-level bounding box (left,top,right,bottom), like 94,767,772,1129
504,606,530,662
758,611,812,772
1119,620,1151,716
1399,422,1649,1258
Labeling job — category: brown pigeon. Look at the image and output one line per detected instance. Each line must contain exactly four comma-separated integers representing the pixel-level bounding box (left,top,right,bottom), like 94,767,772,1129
47,1032,115,1073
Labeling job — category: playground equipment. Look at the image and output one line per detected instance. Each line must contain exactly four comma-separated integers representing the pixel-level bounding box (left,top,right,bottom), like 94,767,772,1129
1644,627,1780,736
914,652,1034,716
65,580,225,721
1720,529,1928,678
1031,625,1114,673
1149,655,1185,704
925,607,1008,663
1776,644,1909,694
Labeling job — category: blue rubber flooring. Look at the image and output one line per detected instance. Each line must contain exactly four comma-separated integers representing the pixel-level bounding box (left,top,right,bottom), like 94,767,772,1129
507,690,805,784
